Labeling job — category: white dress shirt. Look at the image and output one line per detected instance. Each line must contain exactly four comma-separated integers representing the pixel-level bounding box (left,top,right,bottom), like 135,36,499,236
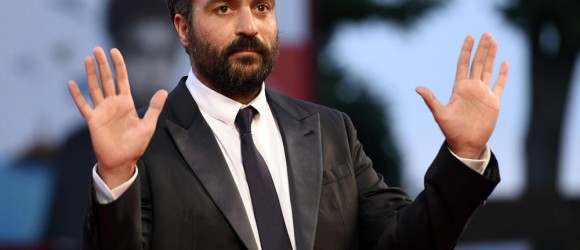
92,70,490,250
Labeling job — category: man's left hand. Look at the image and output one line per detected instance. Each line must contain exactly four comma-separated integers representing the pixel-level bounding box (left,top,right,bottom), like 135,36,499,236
416,32,509,159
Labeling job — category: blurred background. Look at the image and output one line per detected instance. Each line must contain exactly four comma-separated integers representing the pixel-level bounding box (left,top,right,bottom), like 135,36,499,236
0,0,578,249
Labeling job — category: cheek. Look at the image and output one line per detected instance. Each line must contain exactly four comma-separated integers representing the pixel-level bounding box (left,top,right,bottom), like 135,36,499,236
194,17,234,39
196,28,233,49
262,21,278,45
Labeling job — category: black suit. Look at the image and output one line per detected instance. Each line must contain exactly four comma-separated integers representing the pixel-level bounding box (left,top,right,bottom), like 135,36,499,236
84,77,499,250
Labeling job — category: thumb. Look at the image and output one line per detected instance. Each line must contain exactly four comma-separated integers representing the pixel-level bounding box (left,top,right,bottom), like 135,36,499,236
416,86,444,118
143,89,168,126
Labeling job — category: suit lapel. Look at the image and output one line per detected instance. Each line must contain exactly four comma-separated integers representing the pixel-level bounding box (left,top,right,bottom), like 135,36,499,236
268,91,323,250
164,80,259,250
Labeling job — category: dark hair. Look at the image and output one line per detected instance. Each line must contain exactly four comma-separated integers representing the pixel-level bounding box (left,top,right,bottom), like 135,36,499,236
166,0,192,23
166,0,194,55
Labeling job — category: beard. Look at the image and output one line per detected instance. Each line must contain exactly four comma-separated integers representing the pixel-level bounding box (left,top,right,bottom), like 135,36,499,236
187,30,279,99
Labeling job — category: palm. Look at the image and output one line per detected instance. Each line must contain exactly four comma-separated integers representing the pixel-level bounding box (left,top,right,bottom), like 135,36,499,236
87,94,146,168
68,48,167,187
439,78,500,151
417,33,509,159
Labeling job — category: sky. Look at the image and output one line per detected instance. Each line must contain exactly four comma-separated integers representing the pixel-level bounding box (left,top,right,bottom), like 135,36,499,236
0,0,578,200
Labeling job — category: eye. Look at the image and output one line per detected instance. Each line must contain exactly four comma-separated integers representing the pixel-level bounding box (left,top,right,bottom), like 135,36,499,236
256,4,270,12
217,5,231,14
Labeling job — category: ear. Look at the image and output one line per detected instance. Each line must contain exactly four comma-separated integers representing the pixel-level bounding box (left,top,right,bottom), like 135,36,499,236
173,14,189,48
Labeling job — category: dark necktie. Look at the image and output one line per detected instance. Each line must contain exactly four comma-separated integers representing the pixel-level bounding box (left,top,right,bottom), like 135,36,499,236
235,107,292,250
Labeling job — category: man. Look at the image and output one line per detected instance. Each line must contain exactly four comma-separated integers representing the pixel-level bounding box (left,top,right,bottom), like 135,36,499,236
67,0,509,249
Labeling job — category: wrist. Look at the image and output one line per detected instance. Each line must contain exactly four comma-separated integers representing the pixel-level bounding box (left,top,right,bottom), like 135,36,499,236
97,163,136,189
449,145,485,160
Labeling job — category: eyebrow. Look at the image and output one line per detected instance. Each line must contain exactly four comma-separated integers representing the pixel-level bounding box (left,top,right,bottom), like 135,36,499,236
203,0,236,9
203,0,276,9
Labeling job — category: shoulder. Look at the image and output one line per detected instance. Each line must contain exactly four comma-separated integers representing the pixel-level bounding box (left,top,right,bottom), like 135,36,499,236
266,88,348,121
266,89,359,143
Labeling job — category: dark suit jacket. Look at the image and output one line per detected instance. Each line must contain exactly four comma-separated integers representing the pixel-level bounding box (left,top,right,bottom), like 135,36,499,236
84,77,500,250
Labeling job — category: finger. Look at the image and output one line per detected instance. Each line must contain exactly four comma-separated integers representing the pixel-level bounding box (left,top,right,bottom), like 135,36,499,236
68,80,94,121
93,47,116,97
455,35,475,82
110,48,131,96
142,90,168,129
492,61,509,97
469,32,492,80
85,56,104,106
416,86,445,120
482,39,498,85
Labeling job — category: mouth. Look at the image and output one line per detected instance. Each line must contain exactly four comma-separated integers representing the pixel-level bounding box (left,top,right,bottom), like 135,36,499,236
230,47,262,55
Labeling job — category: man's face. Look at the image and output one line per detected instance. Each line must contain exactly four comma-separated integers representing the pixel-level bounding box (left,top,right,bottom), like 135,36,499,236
187,0,279,99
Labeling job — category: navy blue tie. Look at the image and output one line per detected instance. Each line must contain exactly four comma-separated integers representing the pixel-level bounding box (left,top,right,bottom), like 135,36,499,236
235,107,292,250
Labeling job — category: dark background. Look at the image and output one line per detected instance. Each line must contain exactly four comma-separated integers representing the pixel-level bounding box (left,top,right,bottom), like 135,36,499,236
0,0,578,249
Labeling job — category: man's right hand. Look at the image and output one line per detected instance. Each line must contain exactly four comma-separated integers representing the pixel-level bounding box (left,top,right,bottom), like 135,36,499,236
68,47,168,189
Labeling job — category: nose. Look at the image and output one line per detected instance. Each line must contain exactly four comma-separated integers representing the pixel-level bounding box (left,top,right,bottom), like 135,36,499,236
235,9,258,37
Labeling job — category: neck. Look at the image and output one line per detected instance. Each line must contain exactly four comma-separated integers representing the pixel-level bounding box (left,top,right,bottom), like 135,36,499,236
230,91,260,105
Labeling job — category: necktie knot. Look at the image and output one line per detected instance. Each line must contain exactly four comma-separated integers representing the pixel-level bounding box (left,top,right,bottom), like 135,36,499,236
235,107,257,135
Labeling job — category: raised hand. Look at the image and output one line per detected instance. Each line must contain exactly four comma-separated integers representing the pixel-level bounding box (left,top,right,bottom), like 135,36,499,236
68,47,168,188
416,33,509,159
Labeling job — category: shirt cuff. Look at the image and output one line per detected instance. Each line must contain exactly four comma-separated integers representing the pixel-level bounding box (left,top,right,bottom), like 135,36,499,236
92,164,139,204
448,146,491,175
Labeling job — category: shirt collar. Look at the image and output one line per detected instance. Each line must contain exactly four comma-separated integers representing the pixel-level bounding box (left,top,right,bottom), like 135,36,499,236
184,70,269,129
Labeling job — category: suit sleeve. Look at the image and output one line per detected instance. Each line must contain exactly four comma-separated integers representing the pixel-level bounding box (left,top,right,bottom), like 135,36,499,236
83,160,152,250
342,113,500,250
